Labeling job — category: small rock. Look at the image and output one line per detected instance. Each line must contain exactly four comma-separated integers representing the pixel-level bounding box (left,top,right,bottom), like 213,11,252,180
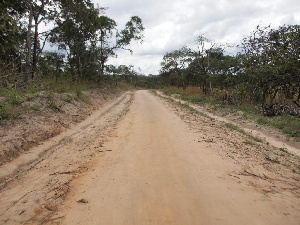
77,198,88,204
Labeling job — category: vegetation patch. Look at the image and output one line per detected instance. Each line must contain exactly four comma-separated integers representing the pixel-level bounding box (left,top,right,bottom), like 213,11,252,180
48,101,63,113
271,116,300,138
0,103,14,120
253,136,264,143
3,87,22,105
257,117,269,125
279,148,289,153
30,104,41,111
244,140,255,145
225,123,247,135
162,88,300,140
61,95,74,103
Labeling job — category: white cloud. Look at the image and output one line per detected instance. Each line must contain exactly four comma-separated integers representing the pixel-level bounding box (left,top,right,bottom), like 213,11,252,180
94,0,300,75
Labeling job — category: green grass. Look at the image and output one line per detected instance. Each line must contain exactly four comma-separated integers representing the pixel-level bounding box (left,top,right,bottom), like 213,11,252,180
225,122,265,143
177,100,210,118
75,89,90,103
279,148,289,153
48,101,63,112
225,123,247,135
271,116,300,138
4,88,22,105
30,104,41,111
244,140,255,145
75,89,84,100
253,136,264,143
61,95,74,103
0,87,21,120
257,117,269,125
164,89,182,96
0,103,14,120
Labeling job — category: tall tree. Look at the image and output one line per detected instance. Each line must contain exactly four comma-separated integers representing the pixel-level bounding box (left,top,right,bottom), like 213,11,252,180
191,35,225,94
93,14,117,86
31,0,60,80
50,0,99,81
239,24,300,106
24,0,33,83
0,0,25,63
95,15,144,86
160,46,192,90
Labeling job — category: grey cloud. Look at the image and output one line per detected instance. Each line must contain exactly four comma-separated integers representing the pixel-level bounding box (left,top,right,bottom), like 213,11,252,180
94,0,300,75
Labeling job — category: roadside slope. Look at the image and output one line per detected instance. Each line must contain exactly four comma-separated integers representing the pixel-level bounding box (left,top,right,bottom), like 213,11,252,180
0,89,124,167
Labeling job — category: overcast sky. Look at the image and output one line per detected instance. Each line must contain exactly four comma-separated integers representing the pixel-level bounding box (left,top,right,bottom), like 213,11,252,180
93,0,300,75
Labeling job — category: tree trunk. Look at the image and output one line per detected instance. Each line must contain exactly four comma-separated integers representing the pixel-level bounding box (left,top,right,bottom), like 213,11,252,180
98,59,105,87
270,88,279,105
209,81,214,94
98,31,104,87
114,75,118,86
32,17,39,80
293,87,300,107
262,83,268,106
202,80,207,94
25,2,33,83
179,71,186,91
77,55,82,79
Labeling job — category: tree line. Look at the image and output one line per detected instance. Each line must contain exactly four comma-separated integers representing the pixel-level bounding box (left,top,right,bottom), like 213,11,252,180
1,1,299,115
158,24,300,115
0,0,144,88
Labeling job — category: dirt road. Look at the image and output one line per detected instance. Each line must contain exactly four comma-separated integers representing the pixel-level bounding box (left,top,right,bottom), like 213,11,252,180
1,90,299,224
57,90,299,224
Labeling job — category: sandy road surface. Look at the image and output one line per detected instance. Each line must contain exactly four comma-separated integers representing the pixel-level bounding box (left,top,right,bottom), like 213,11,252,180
0,90,299,224
54,90,299,225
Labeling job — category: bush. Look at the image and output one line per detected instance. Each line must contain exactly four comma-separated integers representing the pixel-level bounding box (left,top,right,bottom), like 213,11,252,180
30,104,41,111
257,117,268,125
0,103,14,120
4,88,21,105
48,101,63,112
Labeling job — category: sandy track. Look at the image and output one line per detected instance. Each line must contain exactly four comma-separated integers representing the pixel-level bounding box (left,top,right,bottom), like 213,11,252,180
0,91,133,224
52,90,299,225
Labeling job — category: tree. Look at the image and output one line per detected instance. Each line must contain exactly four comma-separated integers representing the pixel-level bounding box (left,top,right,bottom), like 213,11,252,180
0,0,25,63
160,46,192,90
1,0,144,88
239,24,300,106
0,0,25,86
39,51,65,81
191,35,225,94
31,0,60,80
50,3,144,86
93,14,117,85
96,15,144,86
24,0,33,83
50,0,99,81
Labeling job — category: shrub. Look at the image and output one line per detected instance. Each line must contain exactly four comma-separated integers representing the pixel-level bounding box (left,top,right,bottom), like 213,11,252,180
0,103,14,120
